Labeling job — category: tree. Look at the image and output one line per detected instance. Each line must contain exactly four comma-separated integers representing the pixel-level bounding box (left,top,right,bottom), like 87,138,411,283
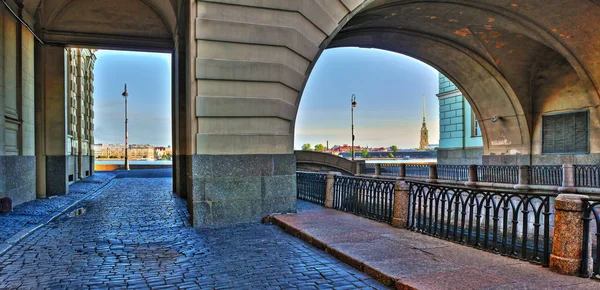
314,144,326,151
301,143,311,151
389,152,394,158
360,148,370,158
390,145,398,153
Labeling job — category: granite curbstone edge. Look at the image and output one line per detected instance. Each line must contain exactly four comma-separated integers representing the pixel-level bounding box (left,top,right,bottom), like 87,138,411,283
0,176,116,257
268,214,420,289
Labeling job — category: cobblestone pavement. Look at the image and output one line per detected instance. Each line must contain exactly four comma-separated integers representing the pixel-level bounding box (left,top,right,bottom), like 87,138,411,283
0,173,115,243
0,176,385,289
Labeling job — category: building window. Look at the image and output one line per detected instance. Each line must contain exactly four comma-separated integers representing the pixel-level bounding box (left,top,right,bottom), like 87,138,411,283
471,111,481,137
542,111,589,154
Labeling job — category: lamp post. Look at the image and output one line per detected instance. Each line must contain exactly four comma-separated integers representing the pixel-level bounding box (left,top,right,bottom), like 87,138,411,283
122,84,130,170
351,94,357,161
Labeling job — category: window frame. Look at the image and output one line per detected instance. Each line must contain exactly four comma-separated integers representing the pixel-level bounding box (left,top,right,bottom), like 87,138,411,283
471,110,481,137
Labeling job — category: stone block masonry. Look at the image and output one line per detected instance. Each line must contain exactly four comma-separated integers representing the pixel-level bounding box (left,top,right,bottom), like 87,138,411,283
191,154,297,227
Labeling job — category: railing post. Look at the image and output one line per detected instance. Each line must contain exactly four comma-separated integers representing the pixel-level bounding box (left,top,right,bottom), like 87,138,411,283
514,165,530,190
550,194,589,275
324,171,341,208
399,164,406,179
427,163,437,183
559,164,576,193
392,181,410,228
465,164,478,186
375,164,381,176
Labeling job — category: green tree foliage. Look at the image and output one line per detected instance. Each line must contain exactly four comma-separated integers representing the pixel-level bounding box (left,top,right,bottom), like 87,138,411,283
389,153,394,158
314,144,326,151
390,145,398,153
301,143,312,151
360,148,370,158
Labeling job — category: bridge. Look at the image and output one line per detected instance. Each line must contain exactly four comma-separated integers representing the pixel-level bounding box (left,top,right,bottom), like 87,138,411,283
295,151,359,175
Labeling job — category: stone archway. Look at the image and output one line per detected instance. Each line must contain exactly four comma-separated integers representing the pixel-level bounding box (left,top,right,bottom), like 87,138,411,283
188,0,600,226
18,0,186,199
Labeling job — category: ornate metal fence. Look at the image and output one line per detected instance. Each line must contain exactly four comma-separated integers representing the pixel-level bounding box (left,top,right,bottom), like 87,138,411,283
575,165,600,188
581,197,600,278
437,165,469,181
296,172,327,205
333,175,395,223
406,164,429,178
530,165,563,186
477,165,519,184
407,181,556,265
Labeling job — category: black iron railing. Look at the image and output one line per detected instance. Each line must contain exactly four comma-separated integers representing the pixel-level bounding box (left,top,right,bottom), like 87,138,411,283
296,172,327,205
477,165,519,184
407,181,555,265
406,164,429,178
581,197,600,278
575,165,600,188
437,165,469,181
380,163,400,176
333,175,394,223
530,165,563,186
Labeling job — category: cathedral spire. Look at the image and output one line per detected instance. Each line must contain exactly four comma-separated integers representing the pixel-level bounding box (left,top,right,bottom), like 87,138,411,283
422,93,426,123
419,93,429,150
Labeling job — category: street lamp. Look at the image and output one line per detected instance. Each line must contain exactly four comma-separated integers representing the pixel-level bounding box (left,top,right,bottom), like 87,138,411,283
351,94,357,161
122,84,130,170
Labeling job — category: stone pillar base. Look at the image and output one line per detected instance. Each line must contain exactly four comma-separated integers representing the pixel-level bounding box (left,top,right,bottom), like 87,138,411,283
549,194,587,276
190,154,297,227
325,172,341,208
550,254,580,275
46,155,68,196
392,181,410,229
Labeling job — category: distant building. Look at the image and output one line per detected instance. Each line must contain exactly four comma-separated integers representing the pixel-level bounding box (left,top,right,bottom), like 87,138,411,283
93,143,125,158
129,145,154,160
437,74,483,164
94,144,170,160
332,144,361,153
419,95,429,150
155,146,172,159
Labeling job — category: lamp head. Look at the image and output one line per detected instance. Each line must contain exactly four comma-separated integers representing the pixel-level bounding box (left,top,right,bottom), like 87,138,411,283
351,94,357,107
122,83,128,98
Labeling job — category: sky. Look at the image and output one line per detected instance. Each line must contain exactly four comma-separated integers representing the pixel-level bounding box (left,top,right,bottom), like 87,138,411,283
92,47,440,149
295,47,440,150
93,50,172,146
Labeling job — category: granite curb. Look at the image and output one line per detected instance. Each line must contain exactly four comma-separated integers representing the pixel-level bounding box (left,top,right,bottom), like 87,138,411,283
268,215,408,289
0,177,116,257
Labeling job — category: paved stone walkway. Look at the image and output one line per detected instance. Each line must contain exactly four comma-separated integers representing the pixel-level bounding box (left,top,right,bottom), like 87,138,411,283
272,201,598,289
0,175,385,289
0,173,115,244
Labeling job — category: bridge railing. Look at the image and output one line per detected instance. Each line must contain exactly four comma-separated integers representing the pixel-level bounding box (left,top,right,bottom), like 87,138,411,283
575,165,600,188
581,196,600,278
294,170,600,278
437,165,469,181
407,181,556,266
530,165,563,186
333,175,395,224
477,165,520,184
296,171,327,205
